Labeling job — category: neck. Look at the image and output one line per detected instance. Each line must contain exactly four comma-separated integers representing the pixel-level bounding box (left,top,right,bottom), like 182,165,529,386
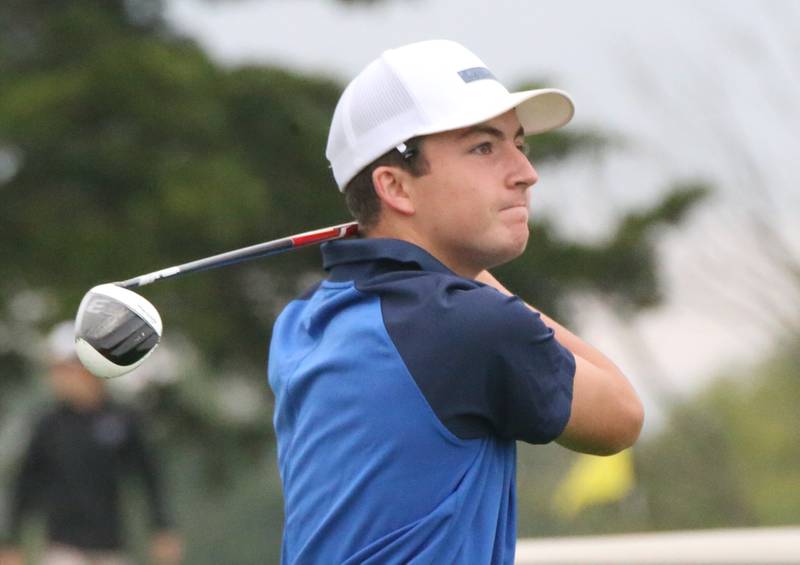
66,391,106,411
367,220,480,279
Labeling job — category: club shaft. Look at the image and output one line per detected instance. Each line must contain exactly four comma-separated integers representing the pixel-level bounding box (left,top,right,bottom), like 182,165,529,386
117,222,359,289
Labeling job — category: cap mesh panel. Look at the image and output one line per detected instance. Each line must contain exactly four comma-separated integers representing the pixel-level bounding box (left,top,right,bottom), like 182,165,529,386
327,105,348,160
349,62,415,139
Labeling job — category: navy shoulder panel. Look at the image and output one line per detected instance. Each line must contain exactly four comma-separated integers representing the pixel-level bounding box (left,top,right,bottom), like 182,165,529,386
359,272,575,443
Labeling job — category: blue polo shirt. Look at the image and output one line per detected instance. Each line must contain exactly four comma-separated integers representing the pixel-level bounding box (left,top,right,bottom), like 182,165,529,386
268,238,575,564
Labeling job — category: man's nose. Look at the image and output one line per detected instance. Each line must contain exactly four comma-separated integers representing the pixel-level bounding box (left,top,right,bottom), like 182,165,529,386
509,147,539,188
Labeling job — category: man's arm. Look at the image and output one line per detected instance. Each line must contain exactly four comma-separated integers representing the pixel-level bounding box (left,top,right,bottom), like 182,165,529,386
476,270,644,455
1,418,49,563
122,412,184,564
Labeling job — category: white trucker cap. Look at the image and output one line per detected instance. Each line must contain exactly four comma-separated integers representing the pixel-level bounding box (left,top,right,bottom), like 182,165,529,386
47,320,79,365
326,39,575,191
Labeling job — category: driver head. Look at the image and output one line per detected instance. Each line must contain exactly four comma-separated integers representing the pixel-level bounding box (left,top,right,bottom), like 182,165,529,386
74,284,162,378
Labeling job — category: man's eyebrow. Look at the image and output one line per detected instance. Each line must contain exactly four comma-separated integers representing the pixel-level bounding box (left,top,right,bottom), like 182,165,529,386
457,124,526,141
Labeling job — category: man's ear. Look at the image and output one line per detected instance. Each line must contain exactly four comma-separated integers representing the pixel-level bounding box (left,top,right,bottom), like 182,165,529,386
372,165,415,216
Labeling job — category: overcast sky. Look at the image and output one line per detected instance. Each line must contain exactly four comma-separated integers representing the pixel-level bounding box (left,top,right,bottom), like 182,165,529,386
165,0,800,427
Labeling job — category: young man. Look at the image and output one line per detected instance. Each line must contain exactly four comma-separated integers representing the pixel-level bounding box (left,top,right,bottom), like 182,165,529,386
268,39,643,564
1,322,183,565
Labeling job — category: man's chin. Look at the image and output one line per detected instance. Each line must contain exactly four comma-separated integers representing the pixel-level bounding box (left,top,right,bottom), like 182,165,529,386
507,225,530,256
483,236,529,270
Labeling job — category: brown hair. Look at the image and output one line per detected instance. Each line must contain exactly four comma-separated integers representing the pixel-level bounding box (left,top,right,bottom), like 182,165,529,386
343,137,429,232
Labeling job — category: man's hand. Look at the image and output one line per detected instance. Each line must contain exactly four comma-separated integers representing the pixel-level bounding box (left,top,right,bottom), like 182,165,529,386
0,547,24,565
151,531,184,565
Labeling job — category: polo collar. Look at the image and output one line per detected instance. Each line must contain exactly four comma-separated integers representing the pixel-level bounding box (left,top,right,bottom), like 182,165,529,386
321,238,456,277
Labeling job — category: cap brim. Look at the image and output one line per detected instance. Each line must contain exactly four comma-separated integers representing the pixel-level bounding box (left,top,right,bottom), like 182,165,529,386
412,88,574,140
510,88,575,135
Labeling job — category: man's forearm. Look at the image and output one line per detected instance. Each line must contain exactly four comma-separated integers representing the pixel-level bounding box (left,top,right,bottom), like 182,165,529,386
476,269,644,454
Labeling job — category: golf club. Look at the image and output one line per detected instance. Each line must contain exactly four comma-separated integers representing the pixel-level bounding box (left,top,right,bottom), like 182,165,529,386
75,221,359,378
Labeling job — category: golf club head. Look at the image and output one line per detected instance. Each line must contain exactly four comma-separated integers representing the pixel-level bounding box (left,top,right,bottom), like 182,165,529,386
74,284,163,378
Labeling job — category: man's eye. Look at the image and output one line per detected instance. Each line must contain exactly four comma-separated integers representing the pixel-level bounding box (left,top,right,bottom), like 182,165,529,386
517,141,531,157
472,142,493,155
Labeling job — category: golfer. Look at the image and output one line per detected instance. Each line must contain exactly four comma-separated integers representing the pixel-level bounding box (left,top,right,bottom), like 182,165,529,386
268,39,644,564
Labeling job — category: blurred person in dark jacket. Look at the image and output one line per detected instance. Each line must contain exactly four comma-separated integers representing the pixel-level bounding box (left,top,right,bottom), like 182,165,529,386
0,322,183,565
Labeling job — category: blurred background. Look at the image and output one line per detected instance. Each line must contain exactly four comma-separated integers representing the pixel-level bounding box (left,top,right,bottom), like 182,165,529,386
1,0,798,562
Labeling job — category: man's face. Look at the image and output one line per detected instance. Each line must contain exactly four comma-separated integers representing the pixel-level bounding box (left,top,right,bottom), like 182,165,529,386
50,359,105,407
405,110,539,277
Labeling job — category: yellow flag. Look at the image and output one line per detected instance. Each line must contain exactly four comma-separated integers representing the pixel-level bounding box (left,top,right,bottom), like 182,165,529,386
551,449,635,519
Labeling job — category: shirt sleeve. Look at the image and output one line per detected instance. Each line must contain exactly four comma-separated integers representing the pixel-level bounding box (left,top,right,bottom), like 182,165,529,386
120,409,172,530
6,416,50,544
379,274,575,444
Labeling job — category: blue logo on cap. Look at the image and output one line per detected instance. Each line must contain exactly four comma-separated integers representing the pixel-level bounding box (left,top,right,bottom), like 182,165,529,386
458,67,497,83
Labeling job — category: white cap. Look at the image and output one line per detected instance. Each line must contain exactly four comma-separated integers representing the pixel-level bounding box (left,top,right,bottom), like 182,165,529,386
47,320,78,364
326,39,575,191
